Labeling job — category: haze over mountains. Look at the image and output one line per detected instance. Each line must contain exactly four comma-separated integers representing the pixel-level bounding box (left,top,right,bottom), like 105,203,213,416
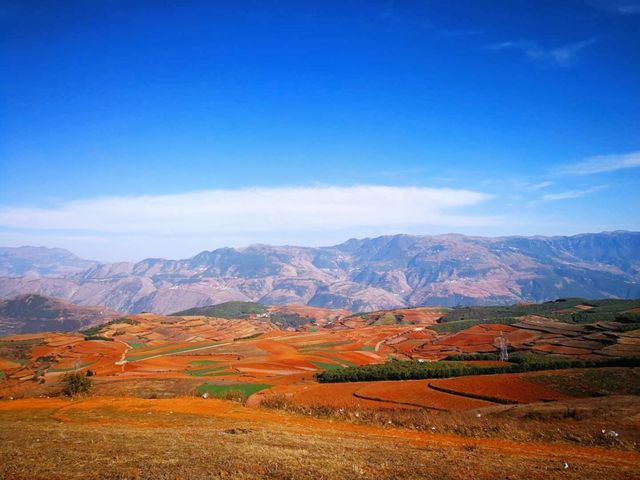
0,231,638,314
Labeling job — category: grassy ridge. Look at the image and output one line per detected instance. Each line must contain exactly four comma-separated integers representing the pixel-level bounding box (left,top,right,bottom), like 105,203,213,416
80,317,139,337
440,298,640,324
428,318,518,333
171,301,266,318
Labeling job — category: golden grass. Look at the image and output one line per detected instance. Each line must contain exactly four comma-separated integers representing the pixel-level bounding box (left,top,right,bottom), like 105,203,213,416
1,396,639,479
259,393,640,451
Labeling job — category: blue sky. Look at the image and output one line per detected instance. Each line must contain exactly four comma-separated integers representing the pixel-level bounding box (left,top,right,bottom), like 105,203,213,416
0,0,639,261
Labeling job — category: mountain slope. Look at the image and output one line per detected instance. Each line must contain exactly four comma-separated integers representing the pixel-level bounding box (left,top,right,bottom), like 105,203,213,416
0,294,120,335
0,231,638,313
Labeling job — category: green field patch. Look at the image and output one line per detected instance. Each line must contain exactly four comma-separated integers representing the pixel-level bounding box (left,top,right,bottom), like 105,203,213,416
299,340,352,352
360,345,375,351
186,365,228,376
190,360,220,366
0,371,5,380
312,354,356,368
331,357,356,367
203,371,236,377
196,382,271,397
310,361,344,371
127,342,145,349
126,342,221,362
48,361,96,373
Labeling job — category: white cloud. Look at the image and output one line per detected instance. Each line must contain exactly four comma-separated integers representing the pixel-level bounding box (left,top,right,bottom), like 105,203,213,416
489,39,596,66
561,150,640,175
541,185,607,201
0,185,499,259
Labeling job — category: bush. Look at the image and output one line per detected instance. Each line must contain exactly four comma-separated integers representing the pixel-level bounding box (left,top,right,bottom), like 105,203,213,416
62,372,92,396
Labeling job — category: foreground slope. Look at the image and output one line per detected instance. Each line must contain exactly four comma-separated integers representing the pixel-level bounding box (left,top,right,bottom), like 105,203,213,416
1,395,638,480
0,231,639,312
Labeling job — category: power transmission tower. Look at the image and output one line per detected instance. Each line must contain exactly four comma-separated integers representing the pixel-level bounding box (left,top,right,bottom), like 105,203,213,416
496,334,509,361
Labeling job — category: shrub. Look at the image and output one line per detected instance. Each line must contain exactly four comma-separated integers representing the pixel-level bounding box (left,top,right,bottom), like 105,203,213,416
62,371,92,396
259,393,292,410
219,389,247,403
84,335,113,341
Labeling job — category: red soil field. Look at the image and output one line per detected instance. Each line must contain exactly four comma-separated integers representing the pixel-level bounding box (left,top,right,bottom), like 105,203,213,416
429,373,572,404
263,382,418,410
531,344,595,355
0,358,21,369
354,380,493,411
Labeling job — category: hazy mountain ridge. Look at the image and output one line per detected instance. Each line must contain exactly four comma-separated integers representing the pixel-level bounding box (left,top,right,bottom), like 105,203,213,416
0,294,120,335
0,246,99,277
0,231,638,313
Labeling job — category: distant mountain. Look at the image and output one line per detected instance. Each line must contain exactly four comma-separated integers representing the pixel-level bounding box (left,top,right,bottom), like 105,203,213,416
0,231,638,313
0,246,99,277
0,294,120,335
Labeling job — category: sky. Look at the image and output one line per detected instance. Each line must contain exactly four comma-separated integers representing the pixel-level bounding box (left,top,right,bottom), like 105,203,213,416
0,0,639,261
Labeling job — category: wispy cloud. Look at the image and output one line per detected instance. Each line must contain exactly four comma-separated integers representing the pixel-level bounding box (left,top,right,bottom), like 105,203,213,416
586,0,640,14
488,39,597,66
0,185,499,254
561,150,640,175
541,185,607,201
527,181,553,191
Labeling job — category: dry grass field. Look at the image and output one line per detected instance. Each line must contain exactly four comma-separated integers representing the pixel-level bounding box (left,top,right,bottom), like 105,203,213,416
1,396,639,480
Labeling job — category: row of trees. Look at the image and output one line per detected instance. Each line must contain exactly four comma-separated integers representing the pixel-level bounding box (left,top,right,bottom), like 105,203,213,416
315,356,640,383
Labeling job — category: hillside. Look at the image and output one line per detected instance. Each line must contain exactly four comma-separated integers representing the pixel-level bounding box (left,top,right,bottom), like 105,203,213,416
0,294,120,336
0,231,639,313
1,297,638,397
172,301,267,318
171,301,347,329
1,297,639,480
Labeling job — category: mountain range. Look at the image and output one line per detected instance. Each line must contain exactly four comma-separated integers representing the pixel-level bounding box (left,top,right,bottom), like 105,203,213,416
0,231,639,314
